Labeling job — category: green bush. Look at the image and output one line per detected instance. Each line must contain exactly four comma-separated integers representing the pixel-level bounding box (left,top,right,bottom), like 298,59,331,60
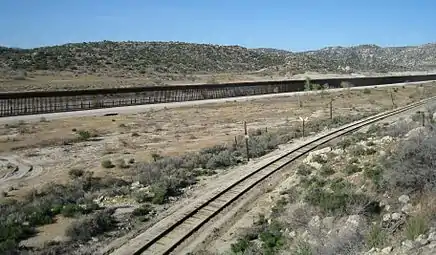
68,168,84,178
297,164,313,176
405,216,429,240
365,225,386,248
363,88,371,94
115,158,129,169
61,204,84,217
150,183,168,205
0,173,116,252
304,185,370,216
320,165,335,176
132,204,153,216
364,164,384,189
231,237,251,254
101,159,115,169
76,130,91,141
382,129,436,192
65,210,117,242
344,163,362,175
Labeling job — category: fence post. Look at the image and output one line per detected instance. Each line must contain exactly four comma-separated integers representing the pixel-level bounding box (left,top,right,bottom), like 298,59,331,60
299,116,309,137
244,121,250,161
390,90,396,109
329,98,333,120
422,111,425,127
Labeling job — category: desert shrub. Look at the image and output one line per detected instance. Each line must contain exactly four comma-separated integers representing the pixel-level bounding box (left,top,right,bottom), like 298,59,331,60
311,83,322,90
76,130,92,141
68,168,84,178
293,241,313,255
132,204,153,217
101,159,115,169
259,220,285,254
300,175,326,189
132,189,153,203
231,237,251,254
115,158,129,169
205,150,237,169
364,164,384,189
349,145,376,156
0,170,124,252
320,165,335,176
405,215,429,240
0,183,88,252
304,77,312,91
363,88,371,94
304,184,370,216
150,183,169,204
297,164,313,176
411,111,422,122
66,209,117,242
382,129,436,192
366,124,381,135
344,163,362,175
337,137,354,149
61,204,85,217
312,154,327,164
365,225,386,248
381,119,418,138
230,215,284,255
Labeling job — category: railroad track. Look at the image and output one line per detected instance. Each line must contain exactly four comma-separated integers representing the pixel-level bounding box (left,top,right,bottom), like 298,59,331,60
111,97,435,255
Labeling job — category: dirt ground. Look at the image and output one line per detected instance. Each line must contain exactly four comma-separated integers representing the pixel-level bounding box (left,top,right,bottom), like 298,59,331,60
0,70,431,92
0,82,435,250
199,101,431,255
201,103,436,255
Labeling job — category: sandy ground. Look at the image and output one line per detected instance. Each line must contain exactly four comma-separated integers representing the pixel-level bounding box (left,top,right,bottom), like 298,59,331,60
1,70,435,92
0,81,435,250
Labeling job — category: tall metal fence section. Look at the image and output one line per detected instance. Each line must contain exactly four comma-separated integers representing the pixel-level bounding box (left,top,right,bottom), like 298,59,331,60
1,74,436,117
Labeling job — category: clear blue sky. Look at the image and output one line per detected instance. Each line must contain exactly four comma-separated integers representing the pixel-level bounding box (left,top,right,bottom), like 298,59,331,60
1,0,435,52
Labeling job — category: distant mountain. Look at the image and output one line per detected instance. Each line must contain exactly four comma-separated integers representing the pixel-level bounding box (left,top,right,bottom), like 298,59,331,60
1,41,436,76
251,48,293,55
299,43,436,72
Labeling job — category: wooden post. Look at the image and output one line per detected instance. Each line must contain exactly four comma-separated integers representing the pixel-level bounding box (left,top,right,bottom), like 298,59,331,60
329,98,333,120
234,136,238,146
244,121,250,161
422,111,425,127
390,90,396,109
299,116,308,138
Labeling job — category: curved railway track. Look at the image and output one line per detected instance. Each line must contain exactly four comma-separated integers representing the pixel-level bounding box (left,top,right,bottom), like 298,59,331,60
111,97,435,255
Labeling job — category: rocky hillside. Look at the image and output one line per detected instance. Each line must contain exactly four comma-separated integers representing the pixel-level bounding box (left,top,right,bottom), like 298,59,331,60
0,41,287,76
301,43,436,73
1,41,436,76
